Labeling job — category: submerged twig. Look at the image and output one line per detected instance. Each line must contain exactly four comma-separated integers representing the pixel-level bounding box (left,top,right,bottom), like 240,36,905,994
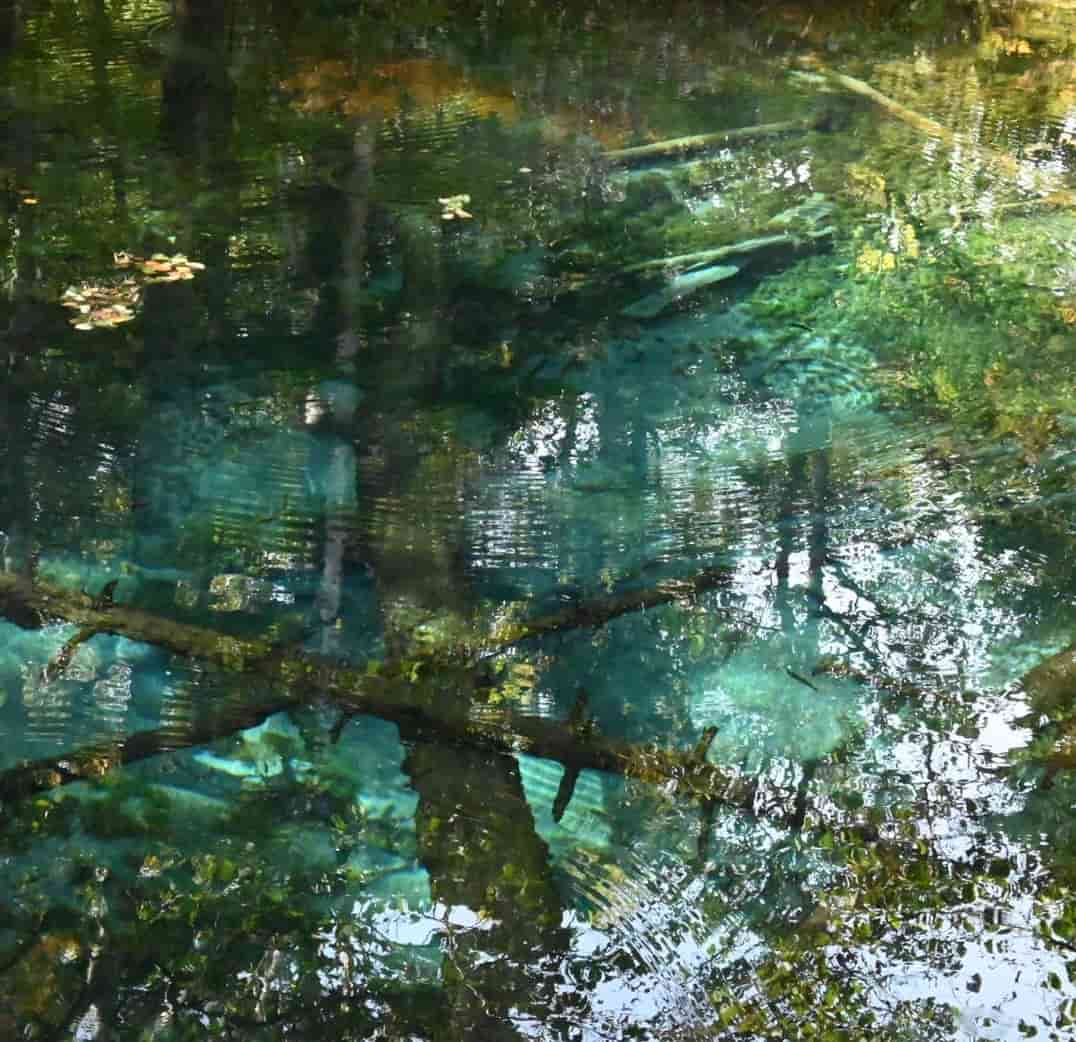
40,626,100,684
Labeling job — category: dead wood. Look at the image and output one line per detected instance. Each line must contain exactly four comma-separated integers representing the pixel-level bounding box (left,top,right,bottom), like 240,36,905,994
624,233,796,275
603,116,821,166
490,564,732,646
0,569,768,819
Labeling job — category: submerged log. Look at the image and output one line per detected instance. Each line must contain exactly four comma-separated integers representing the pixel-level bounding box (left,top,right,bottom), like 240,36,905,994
0,688,301,804
621,262,741,318
812,66,955,144
604,115,822,166
625,233,796,275
619,209,833,318
0,574,275,669
0,663,763,817
0,570,765,818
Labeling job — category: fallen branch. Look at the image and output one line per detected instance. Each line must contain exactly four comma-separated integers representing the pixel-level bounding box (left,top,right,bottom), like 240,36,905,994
621,262,741,318
40,626,99,684
0,569,771,819
624,233,796,275
801,58,1076,209
604,116,822,166
490,564,732,647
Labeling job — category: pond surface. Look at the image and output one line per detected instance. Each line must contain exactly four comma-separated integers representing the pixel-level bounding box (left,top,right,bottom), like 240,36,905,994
5,1,1076,1039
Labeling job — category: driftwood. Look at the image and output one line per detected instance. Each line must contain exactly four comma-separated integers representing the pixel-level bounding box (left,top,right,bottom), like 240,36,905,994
604,115,822,166
0,569,770,819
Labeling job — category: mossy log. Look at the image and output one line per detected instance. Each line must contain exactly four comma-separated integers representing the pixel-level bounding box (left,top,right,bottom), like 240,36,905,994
603,115,822,166
0,571,765,818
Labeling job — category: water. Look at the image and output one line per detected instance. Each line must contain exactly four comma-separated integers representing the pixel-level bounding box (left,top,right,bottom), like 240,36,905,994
4,1,1076,1038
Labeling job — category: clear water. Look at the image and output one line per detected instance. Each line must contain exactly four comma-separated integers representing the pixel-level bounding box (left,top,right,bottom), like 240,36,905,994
4,2,1076,1039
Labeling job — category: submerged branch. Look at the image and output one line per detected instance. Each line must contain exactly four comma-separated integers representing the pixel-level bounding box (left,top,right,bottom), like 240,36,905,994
621,263,741,319
0,570,768,819
624,233,797,275
0,688,301,805
802,58,1076,209
40,626,100,684
489,564,732,647
603,116,822,166
619,224,832,318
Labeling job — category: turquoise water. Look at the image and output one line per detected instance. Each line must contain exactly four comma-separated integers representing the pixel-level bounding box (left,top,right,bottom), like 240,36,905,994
5,1,1076,1038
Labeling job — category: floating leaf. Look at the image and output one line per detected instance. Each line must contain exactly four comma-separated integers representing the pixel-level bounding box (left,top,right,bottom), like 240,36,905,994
113,250,207,281
65,248,205,330
60,278,141,330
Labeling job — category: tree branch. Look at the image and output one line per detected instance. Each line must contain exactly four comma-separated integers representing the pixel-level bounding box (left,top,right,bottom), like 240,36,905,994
603,115,824,166
0,571,770,820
